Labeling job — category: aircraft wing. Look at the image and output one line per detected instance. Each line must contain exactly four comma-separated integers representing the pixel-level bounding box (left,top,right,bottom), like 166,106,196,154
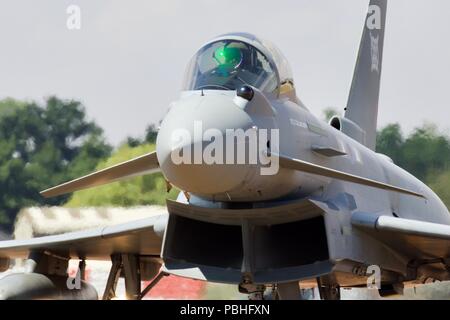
0,214,168,261
274,153,425,199
352,212,450,259
41,151,160,198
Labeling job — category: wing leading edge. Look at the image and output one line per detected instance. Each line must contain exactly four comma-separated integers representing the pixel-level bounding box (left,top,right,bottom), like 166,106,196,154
41,151,160,198
0,214,168,260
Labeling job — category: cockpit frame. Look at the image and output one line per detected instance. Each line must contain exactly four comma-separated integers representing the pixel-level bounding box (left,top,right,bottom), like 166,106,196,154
183,33,294,98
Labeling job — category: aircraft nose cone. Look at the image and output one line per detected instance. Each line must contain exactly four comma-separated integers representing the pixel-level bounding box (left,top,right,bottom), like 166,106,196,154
156,94,255,195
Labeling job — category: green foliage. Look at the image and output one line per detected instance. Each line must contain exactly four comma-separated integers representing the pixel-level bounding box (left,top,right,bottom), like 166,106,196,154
145,124,158,144
2,93,450,227
429,170,450,208
0,98,26,118
376,123,404,166
322,107,341,122
402,124,450,181
124,124,159,148
0,97,111,229
66,143,178,207
377,123,450,209
126,137,142,148
377,123,450,182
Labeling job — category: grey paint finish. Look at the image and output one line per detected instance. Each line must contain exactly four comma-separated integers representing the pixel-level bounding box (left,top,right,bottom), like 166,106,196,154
0,0,449,295
275,152,424,198
345,0,387,150
0,273,98,300
352,212,450,240
165,198,324,226
163,260,334,285
41,152,160,198
352,212,450,259
0,214,167,260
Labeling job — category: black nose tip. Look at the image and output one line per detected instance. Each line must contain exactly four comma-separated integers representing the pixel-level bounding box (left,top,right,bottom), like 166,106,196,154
237,85,254,101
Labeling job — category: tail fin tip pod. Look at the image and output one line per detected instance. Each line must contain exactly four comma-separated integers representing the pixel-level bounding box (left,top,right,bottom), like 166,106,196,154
345,0,388,150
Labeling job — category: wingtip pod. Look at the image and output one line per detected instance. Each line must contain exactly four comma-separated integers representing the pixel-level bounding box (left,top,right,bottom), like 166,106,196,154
274,153,425,199
40,151,160,198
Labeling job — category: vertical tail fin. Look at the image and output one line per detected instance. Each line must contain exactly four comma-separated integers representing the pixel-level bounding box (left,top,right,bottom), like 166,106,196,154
345,0,387,150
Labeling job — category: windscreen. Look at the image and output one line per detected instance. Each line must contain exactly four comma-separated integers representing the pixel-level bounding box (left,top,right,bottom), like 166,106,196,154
183,40,278,94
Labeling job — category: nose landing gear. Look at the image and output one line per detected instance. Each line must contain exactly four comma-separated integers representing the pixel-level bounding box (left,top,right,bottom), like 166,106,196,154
239,279,305,300
238,276,266,300
317,275,341,300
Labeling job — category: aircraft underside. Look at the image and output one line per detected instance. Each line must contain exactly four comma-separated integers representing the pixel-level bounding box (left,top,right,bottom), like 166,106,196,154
1,194,448,300
1,0,449,301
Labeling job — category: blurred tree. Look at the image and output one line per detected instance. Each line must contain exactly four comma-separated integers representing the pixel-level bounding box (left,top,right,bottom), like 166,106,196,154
145,124,158,144
402,124,450,181
0,98,26,118
0,97,111,230
2,94,450,229
66,143,178,207
376,123,404,166
322,107,341,122
124,123,158,148
126,137,142,148
376,123,450,182
429,170,450,209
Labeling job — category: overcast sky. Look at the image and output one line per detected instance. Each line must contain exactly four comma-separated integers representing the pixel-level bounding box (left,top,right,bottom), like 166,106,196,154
0,0,449,145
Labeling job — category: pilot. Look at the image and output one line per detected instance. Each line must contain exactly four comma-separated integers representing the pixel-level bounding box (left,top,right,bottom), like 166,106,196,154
193,40,275,92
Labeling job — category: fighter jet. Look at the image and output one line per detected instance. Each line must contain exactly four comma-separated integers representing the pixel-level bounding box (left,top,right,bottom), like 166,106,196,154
0,0,449,300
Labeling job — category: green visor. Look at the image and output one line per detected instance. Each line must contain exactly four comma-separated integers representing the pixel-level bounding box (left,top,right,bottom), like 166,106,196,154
213,46,243,74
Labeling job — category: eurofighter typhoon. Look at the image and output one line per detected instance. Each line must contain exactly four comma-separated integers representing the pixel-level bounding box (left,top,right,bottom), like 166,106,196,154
0,0,449,300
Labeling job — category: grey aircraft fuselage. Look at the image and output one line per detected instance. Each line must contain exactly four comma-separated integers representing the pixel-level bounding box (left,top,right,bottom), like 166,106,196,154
156,85,450,281
151,19,450,286
157,88,449,225
22,0,449,296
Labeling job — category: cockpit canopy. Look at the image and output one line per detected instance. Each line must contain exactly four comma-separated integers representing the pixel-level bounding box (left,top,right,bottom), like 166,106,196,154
183,33,294,96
